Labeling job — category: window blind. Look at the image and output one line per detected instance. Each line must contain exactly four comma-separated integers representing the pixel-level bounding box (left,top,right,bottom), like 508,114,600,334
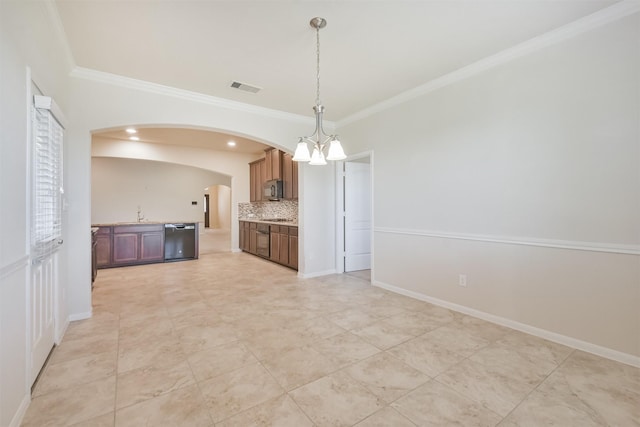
31,102,64,260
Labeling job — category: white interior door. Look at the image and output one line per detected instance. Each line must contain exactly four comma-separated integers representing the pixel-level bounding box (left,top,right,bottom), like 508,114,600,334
30,253,57,385
344,161,371,272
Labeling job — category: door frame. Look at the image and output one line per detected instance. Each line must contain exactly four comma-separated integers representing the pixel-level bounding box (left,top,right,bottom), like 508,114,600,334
204,193,210,228
335,150,374,277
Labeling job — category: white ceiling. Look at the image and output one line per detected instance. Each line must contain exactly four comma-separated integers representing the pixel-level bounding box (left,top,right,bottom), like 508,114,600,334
58,1,617,149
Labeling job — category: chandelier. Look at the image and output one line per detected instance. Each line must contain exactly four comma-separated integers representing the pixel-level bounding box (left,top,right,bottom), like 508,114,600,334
293,17,346,165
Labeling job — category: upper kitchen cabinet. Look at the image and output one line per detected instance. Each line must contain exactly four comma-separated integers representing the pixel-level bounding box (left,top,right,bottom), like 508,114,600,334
249,158,266,202
282,153,298,200
249,149,297,201
264,148,281,181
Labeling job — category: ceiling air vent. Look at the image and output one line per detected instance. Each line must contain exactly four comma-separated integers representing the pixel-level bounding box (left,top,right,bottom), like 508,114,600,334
230,81,261,94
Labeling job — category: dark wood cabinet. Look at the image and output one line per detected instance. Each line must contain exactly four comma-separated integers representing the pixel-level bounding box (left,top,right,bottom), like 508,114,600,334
242,221,298,270
281,153,298,200
95,227,113,268
249,159,266,202
91,229,98,285
265,148,282,181
114,224,164,266
249,222,257,253
267,224,298,270
113,233,138,264
250,150,297,201
270,225,289,264
239,221,250,251
140,231,164,261
269,226,280,261
288,227,298,270
94,223,165,268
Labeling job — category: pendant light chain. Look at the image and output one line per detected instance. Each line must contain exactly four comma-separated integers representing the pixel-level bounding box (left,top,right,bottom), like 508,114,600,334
316,25,321,107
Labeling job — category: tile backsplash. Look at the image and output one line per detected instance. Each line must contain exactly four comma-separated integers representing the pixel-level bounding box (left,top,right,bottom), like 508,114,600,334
238,200,298,221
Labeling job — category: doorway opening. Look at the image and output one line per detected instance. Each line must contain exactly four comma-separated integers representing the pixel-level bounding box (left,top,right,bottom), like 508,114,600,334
201,184,232,254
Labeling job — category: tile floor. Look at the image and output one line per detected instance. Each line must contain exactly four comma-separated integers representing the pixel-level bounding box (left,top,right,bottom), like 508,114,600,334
23,252,640,426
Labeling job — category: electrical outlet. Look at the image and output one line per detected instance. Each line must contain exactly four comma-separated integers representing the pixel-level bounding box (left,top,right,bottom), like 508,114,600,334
459,274,467,287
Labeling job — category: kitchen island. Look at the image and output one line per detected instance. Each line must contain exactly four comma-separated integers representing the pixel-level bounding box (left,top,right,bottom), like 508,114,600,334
92,222,198,269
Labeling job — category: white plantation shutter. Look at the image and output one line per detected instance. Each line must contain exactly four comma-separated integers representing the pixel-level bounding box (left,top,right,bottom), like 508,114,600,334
32,96,64,260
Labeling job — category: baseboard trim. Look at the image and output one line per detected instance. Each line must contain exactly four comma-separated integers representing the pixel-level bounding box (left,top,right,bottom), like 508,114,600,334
55,317,70,345
373,279,640,368
9,393,30,427
231,248,242,253
68,311,92,322
298,269,338,279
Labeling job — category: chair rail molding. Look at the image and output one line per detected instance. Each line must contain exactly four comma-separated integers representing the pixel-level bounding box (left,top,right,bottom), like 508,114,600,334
0,255,30,280
374,227,640,256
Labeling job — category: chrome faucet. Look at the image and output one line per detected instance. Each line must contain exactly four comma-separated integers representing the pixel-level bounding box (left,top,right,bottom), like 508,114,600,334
137,206,145,222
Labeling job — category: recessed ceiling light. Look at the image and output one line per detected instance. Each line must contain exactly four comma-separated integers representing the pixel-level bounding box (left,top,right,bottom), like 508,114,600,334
125,128,137,134
130,136,140,141
227,141,236,147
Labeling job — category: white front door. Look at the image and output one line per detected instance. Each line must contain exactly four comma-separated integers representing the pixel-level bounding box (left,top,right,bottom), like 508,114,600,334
29,95,64,385
30,253,57,385
344,161,372,272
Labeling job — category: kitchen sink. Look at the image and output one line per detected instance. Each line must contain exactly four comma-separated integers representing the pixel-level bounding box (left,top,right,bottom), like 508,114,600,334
261,218,292,222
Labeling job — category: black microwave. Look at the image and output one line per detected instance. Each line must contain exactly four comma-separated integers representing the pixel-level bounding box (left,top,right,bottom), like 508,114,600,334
264,180,283,201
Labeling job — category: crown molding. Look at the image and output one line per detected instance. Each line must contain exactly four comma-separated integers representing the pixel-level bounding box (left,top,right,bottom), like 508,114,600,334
46,0,318,126
70,67,321,127
338,0,640,127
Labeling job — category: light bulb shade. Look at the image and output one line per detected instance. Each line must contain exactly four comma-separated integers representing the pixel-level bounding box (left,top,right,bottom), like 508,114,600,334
309,147,327,165
292,141,311,162
326,139,347,161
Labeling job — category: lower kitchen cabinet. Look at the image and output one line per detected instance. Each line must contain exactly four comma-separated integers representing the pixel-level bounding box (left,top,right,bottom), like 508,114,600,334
288,228,298,270
95,227,113,268
140,231,164,261
113,233,138,264
269,225,298,270
239,221,250,251
270,227,289,265
240,221,298,270
95,223,165,268
249,222,257,254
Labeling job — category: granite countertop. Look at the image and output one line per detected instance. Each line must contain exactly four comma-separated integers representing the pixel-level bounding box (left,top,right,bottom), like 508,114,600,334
91,221,196,226
240,218,298,227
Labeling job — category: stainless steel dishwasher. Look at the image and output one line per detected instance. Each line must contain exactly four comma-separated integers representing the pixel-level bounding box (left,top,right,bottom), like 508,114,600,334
164,223,196,261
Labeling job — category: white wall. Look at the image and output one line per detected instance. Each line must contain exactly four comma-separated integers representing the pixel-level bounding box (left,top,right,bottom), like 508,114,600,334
216,185,232,230
339,13,640,361
0,1,72,426
92,157,230,225
298,163,337,277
